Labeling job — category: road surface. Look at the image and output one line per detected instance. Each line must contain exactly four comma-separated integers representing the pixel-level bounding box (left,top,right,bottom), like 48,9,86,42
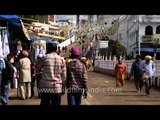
8,71,160,105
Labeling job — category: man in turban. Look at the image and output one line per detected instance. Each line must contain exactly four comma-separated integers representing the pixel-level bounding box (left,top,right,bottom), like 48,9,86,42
66,47,88,105
142,55,155,95
17,50,31,99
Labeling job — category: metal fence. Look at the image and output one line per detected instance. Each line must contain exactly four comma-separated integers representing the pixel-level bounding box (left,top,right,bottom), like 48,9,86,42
95,60,160,76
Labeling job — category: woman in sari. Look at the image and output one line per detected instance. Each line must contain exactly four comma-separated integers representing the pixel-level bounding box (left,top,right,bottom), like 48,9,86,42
114,58,127,87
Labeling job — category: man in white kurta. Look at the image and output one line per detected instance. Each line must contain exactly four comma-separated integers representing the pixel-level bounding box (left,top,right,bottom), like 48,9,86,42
18,50,31,99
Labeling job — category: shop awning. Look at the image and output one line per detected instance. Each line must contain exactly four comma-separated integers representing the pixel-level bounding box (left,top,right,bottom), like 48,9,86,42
134,48,160,52
0,15,21,27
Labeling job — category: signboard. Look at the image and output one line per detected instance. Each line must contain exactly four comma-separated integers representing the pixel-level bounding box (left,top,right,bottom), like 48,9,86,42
99,41,108,48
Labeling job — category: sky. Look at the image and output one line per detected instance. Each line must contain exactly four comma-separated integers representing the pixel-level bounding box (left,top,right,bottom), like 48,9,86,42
56,15,88,21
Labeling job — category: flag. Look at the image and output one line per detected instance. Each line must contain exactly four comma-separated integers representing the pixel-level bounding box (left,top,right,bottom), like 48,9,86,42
0,34,3,57
39,45,45,56
35,45,39,60
2,32,10,57
20,19,30,40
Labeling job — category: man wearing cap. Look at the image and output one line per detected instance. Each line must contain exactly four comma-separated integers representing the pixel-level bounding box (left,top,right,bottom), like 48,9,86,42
37,43,66,106
66,47,88,105
131,55,144,92
17,50,31,100
142,55,155,95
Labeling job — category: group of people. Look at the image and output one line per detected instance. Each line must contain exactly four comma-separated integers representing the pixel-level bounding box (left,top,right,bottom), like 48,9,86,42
2,41,156,106
0,50,32,105
114,55,155,96
1,42,88,106
36,43,88,105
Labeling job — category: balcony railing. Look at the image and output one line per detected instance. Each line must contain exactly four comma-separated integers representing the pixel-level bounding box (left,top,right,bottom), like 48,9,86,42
142,35,153,42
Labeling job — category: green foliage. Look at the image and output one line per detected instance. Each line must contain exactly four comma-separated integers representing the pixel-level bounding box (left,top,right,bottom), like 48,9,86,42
106,26,116,35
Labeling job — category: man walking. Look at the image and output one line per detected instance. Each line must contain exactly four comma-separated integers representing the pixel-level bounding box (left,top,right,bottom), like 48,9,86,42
131,55,143,92
66,47,88,105
142,55,155,95
37,43,66,106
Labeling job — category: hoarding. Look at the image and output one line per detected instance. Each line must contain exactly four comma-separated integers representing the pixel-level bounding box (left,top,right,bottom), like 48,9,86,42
99,41,108,48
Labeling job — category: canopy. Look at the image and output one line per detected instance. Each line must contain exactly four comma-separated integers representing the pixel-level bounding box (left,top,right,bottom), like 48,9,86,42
134,47,160,53
0,15,21,27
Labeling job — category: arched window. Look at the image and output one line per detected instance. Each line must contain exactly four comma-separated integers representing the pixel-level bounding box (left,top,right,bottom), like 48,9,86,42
145,26,153,35
156,25,160,34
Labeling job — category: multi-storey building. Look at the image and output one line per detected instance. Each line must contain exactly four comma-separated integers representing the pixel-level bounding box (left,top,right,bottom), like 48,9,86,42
110,15,160,59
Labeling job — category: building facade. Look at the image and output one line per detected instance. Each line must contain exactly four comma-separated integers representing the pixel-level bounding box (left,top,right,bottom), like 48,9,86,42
111,15,160,59
39,15,56,24
127,15,160,59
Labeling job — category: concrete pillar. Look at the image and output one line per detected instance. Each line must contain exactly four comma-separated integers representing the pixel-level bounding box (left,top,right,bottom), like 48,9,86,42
157,77,160,88
105,56,108,61
153,25,156,35
113,55,117,61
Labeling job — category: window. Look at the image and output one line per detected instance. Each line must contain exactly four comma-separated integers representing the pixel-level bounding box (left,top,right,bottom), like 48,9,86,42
156,25,160,34
145,25,153,35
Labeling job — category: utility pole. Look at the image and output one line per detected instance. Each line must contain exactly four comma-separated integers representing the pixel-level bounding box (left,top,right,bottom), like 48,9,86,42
76,15,80,29
137,16,140,55
76,15,80,41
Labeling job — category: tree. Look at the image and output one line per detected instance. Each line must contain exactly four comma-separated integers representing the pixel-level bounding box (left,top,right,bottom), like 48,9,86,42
108,40,126,60
106,26,116,35
152,38,160,60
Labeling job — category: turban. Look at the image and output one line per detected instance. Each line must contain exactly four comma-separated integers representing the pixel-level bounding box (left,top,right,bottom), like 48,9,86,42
71,47,80,56
145,55,152,60
22,50,29,57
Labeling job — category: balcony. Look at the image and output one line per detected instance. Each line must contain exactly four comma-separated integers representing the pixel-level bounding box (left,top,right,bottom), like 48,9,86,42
142,35,153,42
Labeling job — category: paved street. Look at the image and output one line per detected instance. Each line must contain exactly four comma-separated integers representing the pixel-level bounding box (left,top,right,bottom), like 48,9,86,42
8,71,160,105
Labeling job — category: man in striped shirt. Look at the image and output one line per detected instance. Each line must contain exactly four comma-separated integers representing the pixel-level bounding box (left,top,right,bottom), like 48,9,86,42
37,43,66,106
66,47,88,105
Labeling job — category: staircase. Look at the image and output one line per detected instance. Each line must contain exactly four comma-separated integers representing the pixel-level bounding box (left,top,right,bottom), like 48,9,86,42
60,40,89,58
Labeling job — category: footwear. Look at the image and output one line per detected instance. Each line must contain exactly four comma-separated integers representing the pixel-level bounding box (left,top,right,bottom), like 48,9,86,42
1,98,7,105
139,89,142,92
136,88,140,92
30,96,36,99
20,98,25,100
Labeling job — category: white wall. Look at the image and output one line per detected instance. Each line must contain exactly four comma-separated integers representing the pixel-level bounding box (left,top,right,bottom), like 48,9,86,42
58,35,75,49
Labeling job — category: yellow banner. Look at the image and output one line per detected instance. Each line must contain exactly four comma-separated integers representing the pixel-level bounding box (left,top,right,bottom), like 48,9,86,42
20,19,30,40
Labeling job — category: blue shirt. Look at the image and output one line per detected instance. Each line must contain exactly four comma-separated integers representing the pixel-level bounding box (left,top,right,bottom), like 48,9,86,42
131,60,144,78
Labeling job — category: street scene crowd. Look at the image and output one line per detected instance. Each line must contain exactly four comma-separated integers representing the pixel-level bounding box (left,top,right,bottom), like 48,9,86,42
0,42,156,105
0,15,159,106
